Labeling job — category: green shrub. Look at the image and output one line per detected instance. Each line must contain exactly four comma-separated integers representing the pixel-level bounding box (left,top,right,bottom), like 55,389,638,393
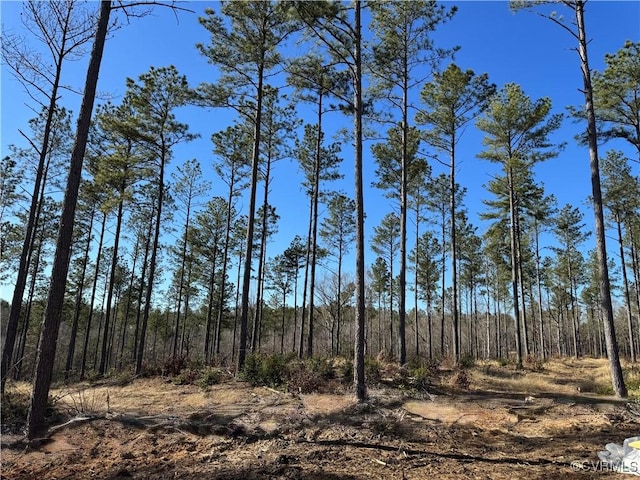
174,368,199,385
198,367,223,388
365,357,381,384
241,353,294,387
241,353,264,386
307,357,335,380
410,366,432,391
337,358,354,384
459,354,475,369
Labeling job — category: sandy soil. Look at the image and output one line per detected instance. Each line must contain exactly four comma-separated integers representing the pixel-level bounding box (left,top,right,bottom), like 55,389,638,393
2,359,638,480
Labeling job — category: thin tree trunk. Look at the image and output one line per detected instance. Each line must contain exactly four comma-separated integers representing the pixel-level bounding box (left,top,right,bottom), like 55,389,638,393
414,204,420,358
516,220,529,358
507,166,523,368
99,187,125,375
237,60,265,372
308,105,323,359
252,160,271,354
14,234,44,381
534,221,546,360
204,244,219,362
65,205,95,379
336,243,343,355
215,182,236,356
397,54,409,367
172,197,192,358
136,145,167,374
232,240,244,361
132,216,153,361
299,202,313,358
1,9,71,393
440,210,446,357
81,211,107,379
450,140,460,364
617,217,636,362
118,240,138,370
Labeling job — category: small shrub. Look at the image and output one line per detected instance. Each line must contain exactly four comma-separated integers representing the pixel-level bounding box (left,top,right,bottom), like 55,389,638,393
337,358,354,384
624,366,640,394
450,370,470,390
365,357,381,384
174,368,199,385
1,387,31,432
497,357,509,367
241,353,264,386
459,354,475,369
525,354,545,372
240,353,293,387
164,355,188,376
594,383,614,396
410,366,432,391
261,354,288,386
307,357,335,380
286,361,321,393
56,387,105,415
198,367,223,388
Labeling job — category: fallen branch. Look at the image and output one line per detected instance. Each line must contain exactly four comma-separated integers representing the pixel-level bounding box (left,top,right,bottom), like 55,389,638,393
299,438,562,467
47,414,101,435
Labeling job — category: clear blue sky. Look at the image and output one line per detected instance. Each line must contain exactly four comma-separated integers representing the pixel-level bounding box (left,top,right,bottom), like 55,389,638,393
1,1,639,304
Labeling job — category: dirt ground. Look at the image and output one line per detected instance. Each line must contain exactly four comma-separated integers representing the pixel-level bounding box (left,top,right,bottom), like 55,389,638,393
2,358,639,480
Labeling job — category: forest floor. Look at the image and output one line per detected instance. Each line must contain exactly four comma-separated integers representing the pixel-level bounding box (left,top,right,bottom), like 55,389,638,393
2,357,640,480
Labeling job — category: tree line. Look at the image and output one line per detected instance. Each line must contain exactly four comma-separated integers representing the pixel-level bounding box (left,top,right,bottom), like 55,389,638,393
0,0,638,437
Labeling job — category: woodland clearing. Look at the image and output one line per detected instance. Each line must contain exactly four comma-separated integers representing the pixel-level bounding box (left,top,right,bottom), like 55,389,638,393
2,357,639,480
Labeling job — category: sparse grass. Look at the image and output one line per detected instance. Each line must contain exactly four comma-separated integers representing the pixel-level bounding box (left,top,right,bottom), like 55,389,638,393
54,386,107,416
468,357,634,396
1,382,32,432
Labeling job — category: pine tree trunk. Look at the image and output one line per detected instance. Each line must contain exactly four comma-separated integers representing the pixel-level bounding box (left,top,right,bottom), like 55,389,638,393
81,211,107,379
237,61,265,372
172,197,192,358
27,1,111,438
575,0,626,397
299,200,313,358
534,221,546,360
353,0,366,402
65,205,95,379
99,190,125,374
617,218,636,362
117,240,138,370
204,244,219,363
132,217,153,361
1,12,71,393
215,181,236,356
136,148,167,374
507,166,523,368
450,141,460,364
